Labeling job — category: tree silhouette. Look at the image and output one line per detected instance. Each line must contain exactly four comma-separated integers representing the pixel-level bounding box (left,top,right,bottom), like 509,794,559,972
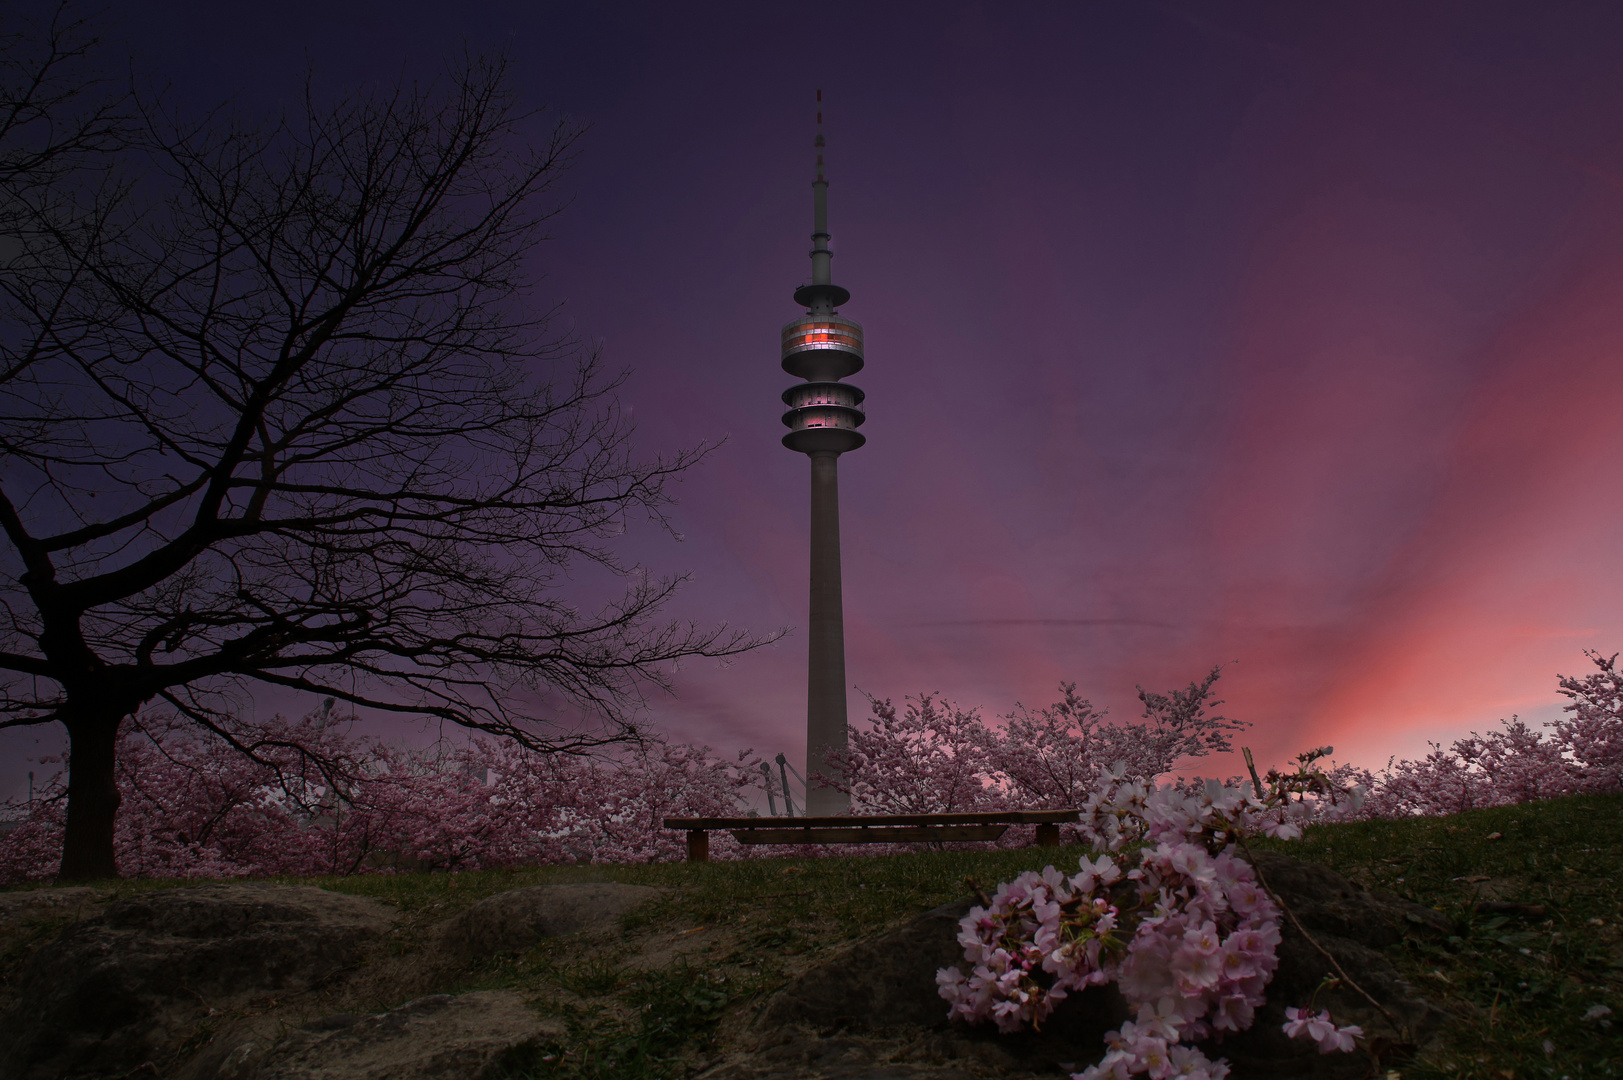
0,9,760,879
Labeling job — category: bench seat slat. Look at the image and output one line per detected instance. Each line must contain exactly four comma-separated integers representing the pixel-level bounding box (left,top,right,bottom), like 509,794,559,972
729,825,1008,845
665,809,1080,830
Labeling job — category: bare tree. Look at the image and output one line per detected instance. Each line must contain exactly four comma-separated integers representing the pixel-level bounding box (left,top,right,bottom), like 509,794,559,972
0,14,761,879
0,3,129,222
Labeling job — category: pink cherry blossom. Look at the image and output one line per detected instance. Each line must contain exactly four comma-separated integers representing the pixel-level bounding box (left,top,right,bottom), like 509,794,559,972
6,650,1617,882
1117,932,1175,1003
1216,942,1257,981
1282,1007,1362,1054
1225,880,1268,915
814,669,1248,847
1209,993,1254,1033
946,756,1390,1079
1076,853,1122,891
1,707,765,882
1166,1044,1230,1080
1170,947,1223,994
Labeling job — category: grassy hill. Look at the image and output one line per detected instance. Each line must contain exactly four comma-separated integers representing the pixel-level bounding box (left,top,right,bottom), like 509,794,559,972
3,793,1619,1079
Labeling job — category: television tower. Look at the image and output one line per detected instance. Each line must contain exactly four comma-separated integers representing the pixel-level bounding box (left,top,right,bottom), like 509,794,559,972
780,90,865,816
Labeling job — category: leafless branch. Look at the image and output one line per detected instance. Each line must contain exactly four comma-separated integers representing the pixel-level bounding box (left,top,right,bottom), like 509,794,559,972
0,19,776,877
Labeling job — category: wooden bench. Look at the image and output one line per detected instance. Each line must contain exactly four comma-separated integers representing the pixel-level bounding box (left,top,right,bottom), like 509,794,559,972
662,809,1082,862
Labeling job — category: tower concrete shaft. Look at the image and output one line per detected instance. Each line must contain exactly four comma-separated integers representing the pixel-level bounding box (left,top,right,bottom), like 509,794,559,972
805,449,848,815
779,90,864,815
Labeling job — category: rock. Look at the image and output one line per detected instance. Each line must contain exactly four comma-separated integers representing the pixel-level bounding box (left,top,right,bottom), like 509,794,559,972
438,881,662,959
1205,852,1452,1079
209,991,563,1080
749,894,1125,1077
0,883,396,1080
1248,850,1453,946
0,886,115,925
0,887,119,1035
721,852,1448,1080
757,896,972,1033
700,1030,991,1080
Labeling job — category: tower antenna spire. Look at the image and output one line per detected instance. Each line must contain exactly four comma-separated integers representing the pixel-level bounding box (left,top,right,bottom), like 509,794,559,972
815,87,825,182
809,89,833,294
778,88,866,816
795,89,849,314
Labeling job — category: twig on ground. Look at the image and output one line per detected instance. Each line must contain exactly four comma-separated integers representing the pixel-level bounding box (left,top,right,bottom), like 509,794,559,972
1236,831,1410,1041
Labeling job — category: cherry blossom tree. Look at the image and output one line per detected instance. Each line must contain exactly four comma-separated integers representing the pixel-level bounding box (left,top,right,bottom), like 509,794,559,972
1366,719,1579,818
987,666,1247,809
0,706,761,884
820,693,1004,815
7,649,1619,884
821,667,1247,821
1349,649,1623,818
1554,650,1623,793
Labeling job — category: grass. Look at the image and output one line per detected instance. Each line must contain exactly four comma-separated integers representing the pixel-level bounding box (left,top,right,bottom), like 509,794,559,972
1253,792,1623,1079
280,846,1089,1080
3,796,1619,1079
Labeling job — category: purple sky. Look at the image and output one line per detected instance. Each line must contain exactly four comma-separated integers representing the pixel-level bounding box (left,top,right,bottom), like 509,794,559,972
7,1,1623,796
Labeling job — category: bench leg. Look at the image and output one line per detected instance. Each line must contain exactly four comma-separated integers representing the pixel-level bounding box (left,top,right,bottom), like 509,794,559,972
1033,823,1060,847
687,830,710,863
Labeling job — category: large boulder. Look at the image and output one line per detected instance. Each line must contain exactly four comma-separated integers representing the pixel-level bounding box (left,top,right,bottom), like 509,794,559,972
1188,851,1452,1078
753,895,1127,1075
0,883,396,1080
186,991,564,1080
702,1031,1001,1080
438,881,663,959
710,851,1449,1080
0,886,118,1013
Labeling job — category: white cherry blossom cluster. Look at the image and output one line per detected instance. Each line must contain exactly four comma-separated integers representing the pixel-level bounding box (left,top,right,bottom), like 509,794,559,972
937,853,1125,1033
1116,844,1281,1032
1077,756,1366,856
940,768,1371,1078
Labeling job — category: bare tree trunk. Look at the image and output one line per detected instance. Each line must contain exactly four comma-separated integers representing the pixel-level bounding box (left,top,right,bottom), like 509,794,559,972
59,709,122,880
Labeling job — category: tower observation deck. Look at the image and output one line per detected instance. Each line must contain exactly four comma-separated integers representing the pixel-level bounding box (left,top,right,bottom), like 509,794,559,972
782,91,863,815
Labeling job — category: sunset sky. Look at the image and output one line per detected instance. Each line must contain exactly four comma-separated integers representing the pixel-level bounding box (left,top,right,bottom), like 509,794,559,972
6,1,1623,797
